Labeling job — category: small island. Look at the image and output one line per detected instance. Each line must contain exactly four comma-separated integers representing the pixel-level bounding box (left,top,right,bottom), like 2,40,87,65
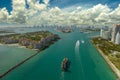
0,31,60,50
56,27,73,33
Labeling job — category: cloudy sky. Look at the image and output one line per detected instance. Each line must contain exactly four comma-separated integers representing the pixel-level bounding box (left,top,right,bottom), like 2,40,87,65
0,0,120,26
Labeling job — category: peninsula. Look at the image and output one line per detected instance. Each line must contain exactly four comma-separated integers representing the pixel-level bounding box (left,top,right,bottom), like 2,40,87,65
0,31,60,50
56,27,73,33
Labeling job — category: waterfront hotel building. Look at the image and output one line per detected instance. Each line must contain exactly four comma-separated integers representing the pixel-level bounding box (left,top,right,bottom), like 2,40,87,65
115,31,120,44
100,29,111,40
111,24,120,44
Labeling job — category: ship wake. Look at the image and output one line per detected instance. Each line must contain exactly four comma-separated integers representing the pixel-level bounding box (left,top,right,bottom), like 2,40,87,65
75,40,86,80
60,72,65,80
75,40,80,59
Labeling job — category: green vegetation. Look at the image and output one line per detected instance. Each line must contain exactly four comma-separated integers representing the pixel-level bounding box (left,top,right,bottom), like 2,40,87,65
0,31,60,50
21,31,53,41
92,37,120,70
0,31,53,43
0,34,20,44
57,28,73,33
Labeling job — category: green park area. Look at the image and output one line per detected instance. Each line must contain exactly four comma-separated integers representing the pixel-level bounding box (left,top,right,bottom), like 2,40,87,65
92,37,120,70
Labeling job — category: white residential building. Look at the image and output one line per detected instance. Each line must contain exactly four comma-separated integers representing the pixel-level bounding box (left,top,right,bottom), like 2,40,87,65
100,29,103,37
111,24,120,42
115,32,120,44
100,29,110,40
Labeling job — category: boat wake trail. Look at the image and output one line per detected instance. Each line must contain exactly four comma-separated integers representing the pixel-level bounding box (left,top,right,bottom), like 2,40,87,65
75,40,80,60
60,72,65,80
75,40,86,80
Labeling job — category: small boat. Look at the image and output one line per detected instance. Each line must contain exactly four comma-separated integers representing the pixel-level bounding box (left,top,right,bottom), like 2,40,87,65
61,58,70,71
81,40,85,43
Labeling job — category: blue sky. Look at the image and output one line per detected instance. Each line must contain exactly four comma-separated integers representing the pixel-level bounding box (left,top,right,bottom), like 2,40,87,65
0,0,120,12
0,0,12,12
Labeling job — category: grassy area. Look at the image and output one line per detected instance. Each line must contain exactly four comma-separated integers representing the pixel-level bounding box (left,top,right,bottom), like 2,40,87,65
25,31,53,41
21,31,53,41
0,31,53,43
92,37,120,70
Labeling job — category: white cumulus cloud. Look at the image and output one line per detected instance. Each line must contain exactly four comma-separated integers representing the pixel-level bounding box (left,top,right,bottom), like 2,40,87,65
43,0,49,5
0,0,120,27
0,8,9,22
27,4,113,26
8,0,26,23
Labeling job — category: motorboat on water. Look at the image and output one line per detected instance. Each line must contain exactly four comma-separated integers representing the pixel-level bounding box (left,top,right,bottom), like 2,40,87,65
61,58,70,71
81,40,85,43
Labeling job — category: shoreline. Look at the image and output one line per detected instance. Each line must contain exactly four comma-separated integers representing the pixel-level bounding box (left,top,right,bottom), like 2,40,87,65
0,50,40,78
0,43,25,48
0,43,39,51
91,41,120,80
0,37,60,78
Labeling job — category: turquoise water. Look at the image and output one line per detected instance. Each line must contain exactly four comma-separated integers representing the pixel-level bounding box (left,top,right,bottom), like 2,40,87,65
0,28,117,80
0,45,36,75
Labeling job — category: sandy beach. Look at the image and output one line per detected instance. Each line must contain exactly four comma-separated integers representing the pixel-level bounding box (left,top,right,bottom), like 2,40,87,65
0,43,26,48
0,43,38,51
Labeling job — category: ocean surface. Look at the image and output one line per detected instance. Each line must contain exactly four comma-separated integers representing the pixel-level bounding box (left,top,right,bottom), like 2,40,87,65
0,27,117,80
0,44,36,75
